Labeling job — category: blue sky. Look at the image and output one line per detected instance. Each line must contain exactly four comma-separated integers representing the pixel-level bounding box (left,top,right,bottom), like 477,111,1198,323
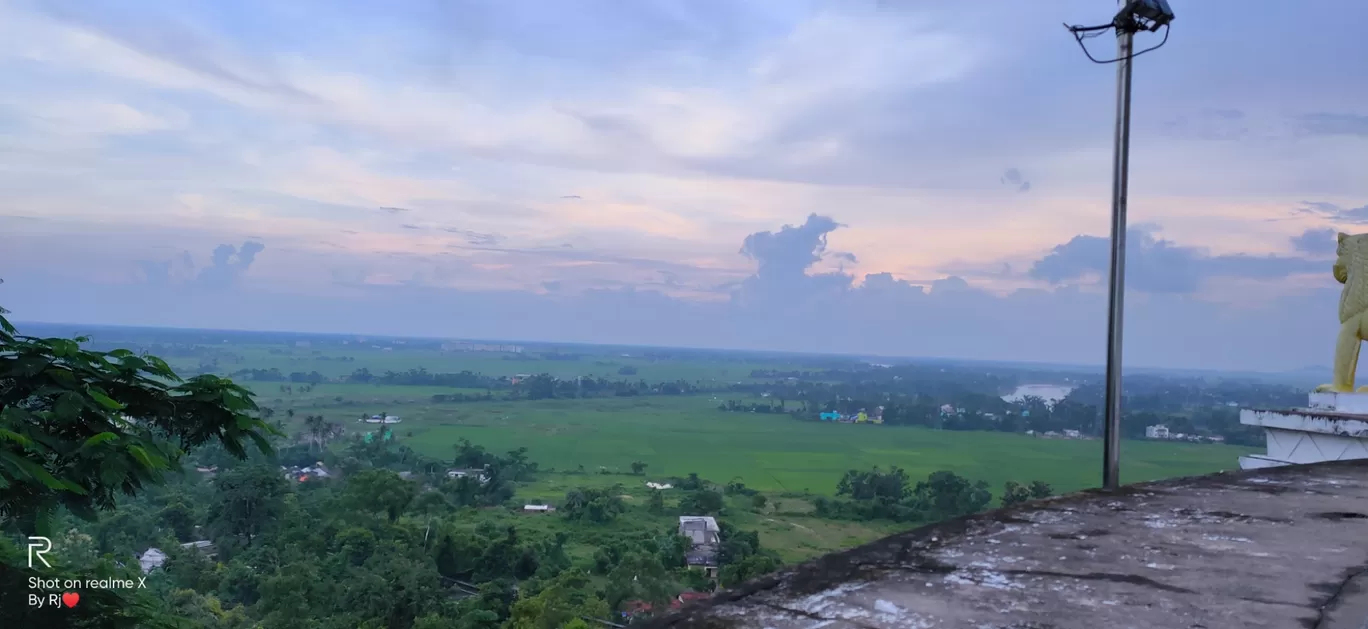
0,0,1365,371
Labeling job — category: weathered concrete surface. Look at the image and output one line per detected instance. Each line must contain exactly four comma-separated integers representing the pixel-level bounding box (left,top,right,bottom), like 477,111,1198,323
646,461,1368,629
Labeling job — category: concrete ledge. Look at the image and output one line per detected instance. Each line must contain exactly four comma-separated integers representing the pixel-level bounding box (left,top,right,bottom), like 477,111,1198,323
1241,408,1368,437
1238,454,1294,469
643,461,1368,629
1310,392,1368,414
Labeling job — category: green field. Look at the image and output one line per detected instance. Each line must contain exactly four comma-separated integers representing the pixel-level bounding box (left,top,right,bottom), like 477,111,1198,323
264,390,1252,562
276,391,1251,499
73,330,1257,564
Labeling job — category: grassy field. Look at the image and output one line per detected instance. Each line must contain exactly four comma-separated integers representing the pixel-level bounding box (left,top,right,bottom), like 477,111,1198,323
137,336,1258,565
271,392,1251,562
279,392,1252,498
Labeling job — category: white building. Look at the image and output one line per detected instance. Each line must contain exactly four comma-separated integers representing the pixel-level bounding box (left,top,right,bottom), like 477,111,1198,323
139,548,168,574
523,504,555,513
1145,425,1171,439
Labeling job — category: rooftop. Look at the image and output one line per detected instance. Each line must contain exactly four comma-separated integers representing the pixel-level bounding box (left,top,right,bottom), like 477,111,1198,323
644,460,1368,629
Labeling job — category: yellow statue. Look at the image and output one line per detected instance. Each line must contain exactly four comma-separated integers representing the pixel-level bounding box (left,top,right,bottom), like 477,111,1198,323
1317,232,1368,392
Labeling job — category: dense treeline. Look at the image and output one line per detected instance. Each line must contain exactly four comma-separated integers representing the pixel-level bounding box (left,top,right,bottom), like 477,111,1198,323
811,467,1054,522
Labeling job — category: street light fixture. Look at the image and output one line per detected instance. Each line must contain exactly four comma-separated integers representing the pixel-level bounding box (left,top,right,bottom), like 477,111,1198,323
1063,0,1175,490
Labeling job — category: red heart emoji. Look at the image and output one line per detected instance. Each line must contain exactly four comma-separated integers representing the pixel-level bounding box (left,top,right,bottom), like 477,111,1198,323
62,592,79,608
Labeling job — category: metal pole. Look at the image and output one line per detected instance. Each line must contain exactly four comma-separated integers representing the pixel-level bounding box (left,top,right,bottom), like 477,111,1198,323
1102,26,1134,490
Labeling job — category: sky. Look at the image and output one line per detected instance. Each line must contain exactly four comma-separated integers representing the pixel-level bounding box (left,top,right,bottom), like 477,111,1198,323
0,0,1365,372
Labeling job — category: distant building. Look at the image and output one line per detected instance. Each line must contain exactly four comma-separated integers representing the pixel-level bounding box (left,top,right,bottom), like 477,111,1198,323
139,548,168,573
646,482,673,490
1146,425,1171,439
1063,429,1081,439
180,540,217,559
441,341,526,353
447,468,490,483
523,504,555,513
679,516,720,578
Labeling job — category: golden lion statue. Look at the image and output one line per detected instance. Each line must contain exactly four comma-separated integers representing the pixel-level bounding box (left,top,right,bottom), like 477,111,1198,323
1317,232,1368,392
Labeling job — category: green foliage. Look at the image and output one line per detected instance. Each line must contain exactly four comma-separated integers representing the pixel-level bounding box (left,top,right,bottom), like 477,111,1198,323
1001,481,1032,507
345,469,416,522
560,486,625,523
751,494,768,512
677,490,724,515
0,312,275,535
719,554,780,587
630,460,647,475
505,571,609,629
1002,479,1053,507
647,489,665,514
817,468,993,523
206,464,288,547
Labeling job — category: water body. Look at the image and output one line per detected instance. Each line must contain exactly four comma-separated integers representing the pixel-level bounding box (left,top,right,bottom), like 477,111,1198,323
1002,384,1074,404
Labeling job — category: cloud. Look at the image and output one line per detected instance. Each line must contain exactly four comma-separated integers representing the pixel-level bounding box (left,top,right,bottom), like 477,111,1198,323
1029,226,1322,293
740,214,841,282
1294,201,1368,224
1291,227,1338,256
379,207,411,214
1296,113,1368,138
196,241,265,288
1001,168,1031,193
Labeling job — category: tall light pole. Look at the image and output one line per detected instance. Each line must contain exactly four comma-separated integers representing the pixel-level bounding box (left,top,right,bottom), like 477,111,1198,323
1102,25,1133,491
1064,1,1174,490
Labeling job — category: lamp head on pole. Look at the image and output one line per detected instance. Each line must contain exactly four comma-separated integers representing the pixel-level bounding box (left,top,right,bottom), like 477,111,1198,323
1115,0,1175,33
1063,0,1175,64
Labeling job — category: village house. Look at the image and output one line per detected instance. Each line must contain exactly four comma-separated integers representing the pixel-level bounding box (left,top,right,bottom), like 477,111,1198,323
138,548,168,574
679,516,720,578
282,463,331,482
622,591,713,619
446,468,490,483
522,504,555,514
181,540,217,559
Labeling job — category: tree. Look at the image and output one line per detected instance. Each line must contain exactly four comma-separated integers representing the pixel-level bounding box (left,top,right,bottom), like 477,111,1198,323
630,461,647,475
0,313,275,535
719,554,780,587
560,486,625,523
647,490,665,514
505,570,609,629
0,310,274,627
345,469,415,522
605,553,671,612
304,415,326,453
751,494,768,512
1001,481,1032,507
206,465,289,546
1028,480,1053,499
911,471,992,520
159,499,198,542
678,490,724,515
